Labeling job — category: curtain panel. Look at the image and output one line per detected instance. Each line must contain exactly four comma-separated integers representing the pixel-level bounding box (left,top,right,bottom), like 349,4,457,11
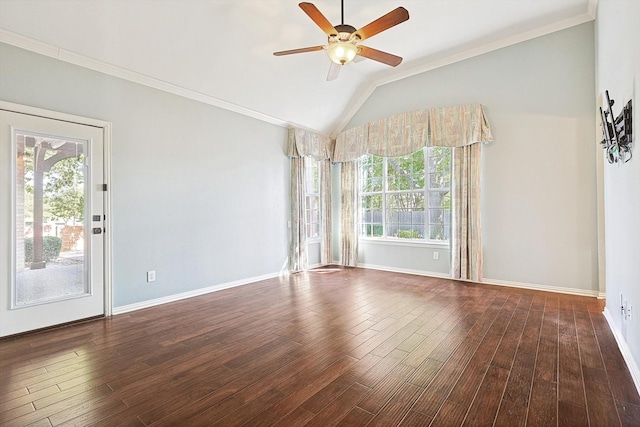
340,161,359,267
319,158,332,265
452,143,483,282
289,156,307,272
332,104,492,281
287,128,333,272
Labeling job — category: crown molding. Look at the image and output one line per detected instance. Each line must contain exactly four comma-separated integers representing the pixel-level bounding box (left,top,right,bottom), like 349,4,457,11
332,11,597,135
0,28,296,130
1,7,597,139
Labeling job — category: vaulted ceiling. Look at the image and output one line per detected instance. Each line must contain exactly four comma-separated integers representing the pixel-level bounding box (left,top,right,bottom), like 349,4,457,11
0,0,595,135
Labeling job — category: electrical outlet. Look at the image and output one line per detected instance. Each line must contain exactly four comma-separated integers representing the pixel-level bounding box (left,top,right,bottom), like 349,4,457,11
147,270,156,282
433,252,439,260
626,304,633,321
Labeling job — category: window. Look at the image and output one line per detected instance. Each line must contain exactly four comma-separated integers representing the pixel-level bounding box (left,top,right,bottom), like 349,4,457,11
359,147,451,243
304,158,320,240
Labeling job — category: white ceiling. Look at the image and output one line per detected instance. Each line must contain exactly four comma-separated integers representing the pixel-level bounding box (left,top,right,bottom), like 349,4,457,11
0,0,595,135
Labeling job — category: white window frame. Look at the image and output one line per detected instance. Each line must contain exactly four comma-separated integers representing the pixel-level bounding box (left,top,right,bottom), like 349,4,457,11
304,158,321,242
359,147,451,247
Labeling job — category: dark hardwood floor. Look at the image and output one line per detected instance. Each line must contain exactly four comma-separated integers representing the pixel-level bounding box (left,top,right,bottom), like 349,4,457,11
1,267,639,426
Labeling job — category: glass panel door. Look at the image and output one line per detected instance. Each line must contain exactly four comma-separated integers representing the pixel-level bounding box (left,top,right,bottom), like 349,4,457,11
14,132,89,307
0,109,105,337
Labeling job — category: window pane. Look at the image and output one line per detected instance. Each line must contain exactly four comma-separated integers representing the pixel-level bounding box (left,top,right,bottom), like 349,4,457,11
429,172,450,189
307,223,320,239
361,194,382,209
387,193,424,239
362,223,383,237
360,155,383,192
15,134,89,307
387,153,425,191
427,147,451,189
429,224,448,241
429,209,444,224
365,177,383,193
358,147,450,243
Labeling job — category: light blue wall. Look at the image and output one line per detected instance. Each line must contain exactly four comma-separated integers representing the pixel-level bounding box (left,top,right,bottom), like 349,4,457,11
596,0,640,383
336,23,598,292
0,42,290,308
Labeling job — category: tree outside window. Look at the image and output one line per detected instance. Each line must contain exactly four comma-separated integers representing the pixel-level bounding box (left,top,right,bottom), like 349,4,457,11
359,147,451,242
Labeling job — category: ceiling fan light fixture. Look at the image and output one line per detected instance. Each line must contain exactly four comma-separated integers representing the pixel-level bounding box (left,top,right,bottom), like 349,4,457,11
327,41,358,65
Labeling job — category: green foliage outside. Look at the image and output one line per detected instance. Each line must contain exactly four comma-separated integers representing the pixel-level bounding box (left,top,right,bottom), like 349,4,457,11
24,236,63,263
359,147,452,241
363,224,383,237
23,147,85,223
394,229,423,239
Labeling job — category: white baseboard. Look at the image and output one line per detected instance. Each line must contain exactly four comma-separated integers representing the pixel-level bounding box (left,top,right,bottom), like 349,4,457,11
112,271,281,315
482,277,605,299
603,307,640,396
358,263,451,279
355,264,603,298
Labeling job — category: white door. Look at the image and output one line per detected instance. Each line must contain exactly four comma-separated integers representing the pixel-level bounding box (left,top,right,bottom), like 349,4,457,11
0,109,105,337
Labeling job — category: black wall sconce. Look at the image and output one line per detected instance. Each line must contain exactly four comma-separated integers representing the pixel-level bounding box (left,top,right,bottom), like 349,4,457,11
600,90,633,164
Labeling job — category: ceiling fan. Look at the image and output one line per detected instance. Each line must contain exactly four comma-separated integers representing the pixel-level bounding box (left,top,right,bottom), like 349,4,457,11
273,1,410,81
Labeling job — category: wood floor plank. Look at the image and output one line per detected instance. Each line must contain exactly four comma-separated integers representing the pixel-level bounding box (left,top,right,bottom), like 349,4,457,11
304,382,370,427
0,268,637,427
557,400,589,427
300,353,380,414
398,409,433,426
335,406,374,426
583,366,622,426
358,363,415,414
558,332,587,408
366,382,423,427
461,365,510,426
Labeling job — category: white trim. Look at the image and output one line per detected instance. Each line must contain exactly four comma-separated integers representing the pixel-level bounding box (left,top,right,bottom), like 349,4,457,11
359,238,449,250
355,263,605,298
102,123,113,316
377,13,595,89
0,30,300,131
588,0,598,18
0,100,114,317
0,100,110,129
112,271,281,315
482,277,605,298
603,307,640,396
2,11,595,139
358,263,451,279
330,82,377,138
333,12,596,135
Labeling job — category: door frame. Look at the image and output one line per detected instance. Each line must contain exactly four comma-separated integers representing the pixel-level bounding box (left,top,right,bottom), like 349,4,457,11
0,100,113,317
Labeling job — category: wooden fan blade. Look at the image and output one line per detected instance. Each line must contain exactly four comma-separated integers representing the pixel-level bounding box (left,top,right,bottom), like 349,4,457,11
273,45,324,56
327,62,341,81
357,46,403,67
299,2,338,37
353,7,409,42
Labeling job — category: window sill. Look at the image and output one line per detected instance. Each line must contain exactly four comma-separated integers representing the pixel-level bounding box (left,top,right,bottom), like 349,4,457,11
359,238,449,249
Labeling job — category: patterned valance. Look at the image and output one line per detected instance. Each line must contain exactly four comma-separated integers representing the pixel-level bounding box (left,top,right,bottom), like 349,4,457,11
332,104,493,162
332,124,368,162
368,109,429,157
429,104,493,148
287,128,332,160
